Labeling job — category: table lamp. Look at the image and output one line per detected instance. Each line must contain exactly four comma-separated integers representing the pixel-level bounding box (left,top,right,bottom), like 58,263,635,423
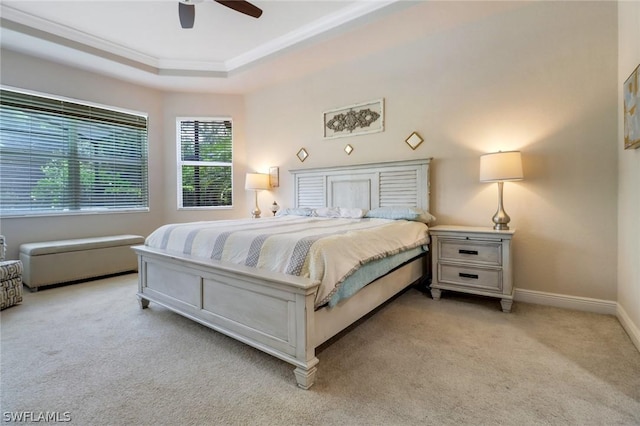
479,151,523,230
245,173,270,218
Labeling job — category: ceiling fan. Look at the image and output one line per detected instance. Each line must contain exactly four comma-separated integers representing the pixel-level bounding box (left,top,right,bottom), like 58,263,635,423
179,0,263,29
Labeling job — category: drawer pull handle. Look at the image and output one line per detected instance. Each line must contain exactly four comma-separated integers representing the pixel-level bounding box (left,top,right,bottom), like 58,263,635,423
459,273,479,280
459,249,478,255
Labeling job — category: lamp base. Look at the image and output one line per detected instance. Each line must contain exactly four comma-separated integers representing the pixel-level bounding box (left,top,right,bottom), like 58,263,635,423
491,181,511,231
492,222,510,231
251,191,261,219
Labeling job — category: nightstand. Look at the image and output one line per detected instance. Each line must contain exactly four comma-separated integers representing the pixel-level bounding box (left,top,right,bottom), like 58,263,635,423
429,225,515,312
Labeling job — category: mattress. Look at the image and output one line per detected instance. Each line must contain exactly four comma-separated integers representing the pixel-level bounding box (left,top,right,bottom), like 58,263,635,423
145,215,430,307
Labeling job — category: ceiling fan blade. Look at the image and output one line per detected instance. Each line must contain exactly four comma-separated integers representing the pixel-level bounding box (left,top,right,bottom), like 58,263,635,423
179,2,196,29
215,0,263,18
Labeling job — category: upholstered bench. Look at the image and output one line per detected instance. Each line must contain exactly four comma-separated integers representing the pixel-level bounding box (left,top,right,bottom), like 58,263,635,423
1,260,23,310
20,235,144,290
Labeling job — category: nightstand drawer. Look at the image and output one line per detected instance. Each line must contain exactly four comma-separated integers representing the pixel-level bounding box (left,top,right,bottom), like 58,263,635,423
429,225,514,312
438,264,502,292
438,240,502,266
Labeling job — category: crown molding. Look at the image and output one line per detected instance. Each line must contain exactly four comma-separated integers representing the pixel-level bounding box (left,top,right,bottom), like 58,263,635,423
225,0,398,71
1,1,398,77
0,4,160,69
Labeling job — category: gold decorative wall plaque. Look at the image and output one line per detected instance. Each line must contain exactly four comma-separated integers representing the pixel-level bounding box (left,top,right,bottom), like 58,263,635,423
323,99,384,139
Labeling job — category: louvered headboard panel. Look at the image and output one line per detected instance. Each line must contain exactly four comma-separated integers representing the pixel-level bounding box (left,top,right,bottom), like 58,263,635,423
295,175,325,208
291,158,431,211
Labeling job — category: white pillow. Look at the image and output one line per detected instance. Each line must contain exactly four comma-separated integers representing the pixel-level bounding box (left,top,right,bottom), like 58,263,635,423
338,207,367,219
275,207,313,217
312,207,341,218
365,206,436,223
313,207,367,219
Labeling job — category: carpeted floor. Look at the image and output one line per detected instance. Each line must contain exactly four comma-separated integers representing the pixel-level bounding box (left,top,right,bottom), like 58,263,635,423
1,273,639,425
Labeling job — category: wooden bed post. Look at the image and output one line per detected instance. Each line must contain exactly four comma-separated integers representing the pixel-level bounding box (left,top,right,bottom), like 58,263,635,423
138,256,149,309
137,254,149,309
293,290,320,389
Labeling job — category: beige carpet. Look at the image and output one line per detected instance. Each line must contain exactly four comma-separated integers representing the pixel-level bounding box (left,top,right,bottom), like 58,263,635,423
1,274,639,425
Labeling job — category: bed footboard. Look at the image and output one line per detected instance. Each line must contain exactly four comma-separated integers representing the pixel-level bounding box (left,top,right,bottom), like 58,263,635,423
133,245,321,389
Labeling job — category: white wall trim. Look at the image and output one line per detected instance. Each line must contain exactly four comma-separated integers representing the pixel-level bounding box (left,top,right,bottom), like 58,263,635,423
514,288,617,315
514,288,640,353
617,304,640,353
0,4,159,68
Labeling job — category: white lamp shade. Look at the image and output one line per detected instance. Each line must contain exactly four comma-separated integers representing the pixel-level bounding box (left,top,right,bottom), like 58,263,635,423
245,173,270,190
479,151,524,182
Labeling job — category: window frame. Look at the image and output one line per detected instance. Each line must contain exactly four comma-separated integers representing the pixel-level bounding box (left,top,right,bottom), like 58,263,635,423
176,116,234,210
0,86,149,218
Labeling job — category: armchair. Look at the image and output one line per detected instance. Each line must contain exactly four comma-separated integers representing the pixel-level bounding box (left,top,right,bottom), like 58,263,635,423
1,235,23,310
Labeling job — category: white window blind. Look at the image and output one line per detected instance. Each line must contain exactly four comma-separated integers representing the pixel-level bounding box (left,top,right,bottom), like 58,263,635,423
177,118,233,208
0,88,149,216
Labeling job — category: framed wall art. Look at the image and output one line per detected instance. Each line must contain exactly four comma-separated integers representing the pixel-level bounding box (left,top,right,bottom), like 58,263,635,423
296,148,308,162
269,166,279,188
323,99,384,139
405,132,424,150
624,63,640,150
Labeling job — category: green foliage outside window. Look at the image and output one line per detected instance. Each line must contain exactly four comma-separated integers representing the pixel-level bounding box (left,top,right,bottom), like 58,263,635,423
179,118,232,208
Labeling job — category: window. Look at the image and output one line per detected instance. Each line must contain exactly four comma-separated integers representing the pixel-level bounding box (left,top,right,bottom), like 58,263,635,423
0,88,148,217
177,118,233,209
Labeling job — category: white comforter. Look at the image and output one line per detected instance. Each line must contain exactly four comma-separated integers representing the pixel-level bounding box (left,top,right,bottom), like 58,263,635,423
145,215,429,307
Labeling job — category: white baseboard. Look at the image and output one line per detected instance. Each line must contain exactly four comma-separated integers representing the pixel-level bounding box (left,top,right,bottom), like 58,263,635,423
514,288,640,353
616,304,640,353
513,288,617,315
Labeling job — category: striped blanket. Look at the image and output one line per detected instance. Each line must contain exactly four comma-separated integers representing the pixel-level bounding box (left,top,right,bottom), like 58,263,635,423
145,215,429,307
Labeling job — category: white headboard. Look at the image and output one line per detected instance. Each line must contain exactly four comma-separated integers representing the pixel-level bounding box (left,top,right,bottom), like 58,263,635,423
290,158,432,212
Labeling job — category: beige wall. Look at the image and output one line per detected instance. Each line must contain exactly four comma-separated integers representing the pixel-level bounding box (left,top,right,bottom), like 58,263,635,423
245,1,619,300
618,1,640,347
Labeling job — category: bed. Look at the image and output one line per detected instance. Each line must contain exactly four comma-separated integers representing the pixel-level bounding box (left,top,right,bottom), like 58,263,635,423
133,158,432,389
